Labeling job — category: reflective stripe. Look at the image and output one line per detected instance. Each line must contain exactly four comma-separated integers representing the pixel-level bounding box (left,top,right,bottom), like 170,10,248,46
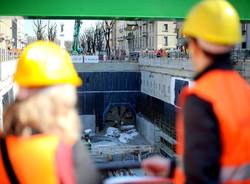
176,155,184,171
220,163,250,183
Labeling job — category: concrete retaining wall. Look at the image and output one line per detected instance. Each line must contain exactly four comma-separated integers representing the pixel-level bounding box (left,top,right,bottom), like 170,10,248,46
136,114,160,145
141,71,191,105
74,62,139,73
139,58,193,72
141,71,171,103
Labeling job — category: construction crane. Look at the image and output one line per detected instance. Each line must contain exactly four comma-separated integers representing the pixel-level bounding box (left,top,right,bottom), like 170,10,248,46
71,20,82,54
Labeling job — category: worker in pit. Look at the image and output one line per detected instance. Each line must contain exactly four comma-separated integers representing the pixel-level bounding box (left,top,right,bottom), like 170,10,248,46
0,41,100,184
142,0,250,183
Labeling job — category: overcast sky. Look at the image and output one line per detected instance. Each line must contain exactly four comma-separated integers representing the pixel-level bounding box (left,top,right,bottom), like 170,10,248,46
24,19,97,41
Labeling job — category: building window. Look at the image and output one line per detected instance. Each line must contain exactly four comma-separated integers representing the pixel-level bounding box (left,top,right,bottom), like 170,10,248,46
12,19,17,48
164,36,168,46
164,24,168,32
242,42,247,49
242,24,247,36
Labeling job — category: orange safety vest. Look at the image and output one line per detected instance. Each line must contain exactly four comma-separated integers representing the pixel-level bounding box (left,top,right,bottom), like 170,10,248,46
0,134,61,184
174,70,250,184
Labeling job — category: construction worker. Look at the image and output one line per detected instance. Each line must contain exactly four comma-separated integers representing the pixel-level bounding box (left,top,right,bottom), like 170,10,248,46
0,41,99,184
142,0,250,183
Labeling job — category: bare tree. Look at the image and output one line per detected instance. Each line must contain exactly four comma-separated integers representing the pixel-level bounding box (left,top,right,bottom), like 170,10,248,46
91,27,97,54
33,20,46,40
82,27,96,54
80,22,104,55
84,28,94,54
47,21,57,42
80,33,86,53
102,20,114,59
95,23,104,53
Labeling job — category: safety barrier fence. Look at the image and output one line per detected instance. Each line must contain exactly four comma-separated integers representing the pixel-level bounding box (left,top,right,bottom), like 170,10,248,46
92,144,155,155
140,49,250,62
140,51,190,60
90,144,156,166
1,49,249,63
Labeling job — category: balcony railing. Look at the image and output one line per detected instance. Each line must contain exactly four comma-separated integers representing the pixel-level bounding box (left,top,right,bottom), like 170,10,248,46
142,32,148,37
0,48,20,62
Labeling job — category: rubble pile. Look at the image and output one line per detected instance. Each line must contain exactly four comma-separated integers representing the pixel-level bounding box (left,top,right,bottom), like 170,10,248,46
105,126,138,144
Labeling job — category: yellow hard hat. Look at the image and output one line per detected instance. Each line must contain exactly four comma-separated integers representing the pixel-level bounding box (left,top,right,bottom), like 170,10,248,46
14,41,82,87
182,0,241,45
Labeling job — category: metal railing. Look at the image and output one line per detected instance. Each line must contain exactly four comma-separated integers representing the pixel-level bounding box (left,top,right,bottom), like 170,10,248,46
140,49,250,63
140,50,190,60
104,176,173,184
90,144,156,165
231,49,250,63
92,145,155,155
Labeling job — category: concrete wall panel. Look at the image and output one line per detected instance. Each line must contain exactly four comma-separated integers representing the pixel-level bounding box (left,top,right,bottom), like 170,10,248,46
79,115,96,133
136,114,156,145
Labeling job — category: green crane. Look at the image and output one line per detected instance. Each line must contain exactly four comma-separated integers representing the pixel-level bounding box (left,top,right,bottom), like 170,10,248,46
72,20,82,54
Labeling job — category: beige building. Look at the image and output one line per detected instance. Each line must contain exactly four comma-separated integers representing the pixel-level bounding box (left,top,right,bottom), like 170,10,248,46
17,18,27,49
111,20,178,57
0,17,12,49
0,17,26,50
110,21,135,58
134,21,177,50
238,23,250,49
111,21,134,54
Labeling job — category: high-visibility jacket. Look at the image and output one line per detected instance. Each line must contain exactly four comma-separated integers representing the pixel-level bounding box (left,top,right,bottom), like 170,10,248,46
0,134,66,184
174,70,250,184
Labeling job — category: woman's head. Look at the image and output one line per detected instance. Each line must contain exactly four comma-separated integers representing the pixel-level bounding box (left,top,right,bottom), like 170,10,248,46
182,0,241,73
4,85,80,144
14,41,82,87
3,41,83,144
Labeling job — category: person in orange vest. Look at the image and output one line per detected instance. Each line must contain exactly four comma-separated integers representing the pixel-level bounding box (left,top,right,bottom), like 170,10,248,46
142,0,250,183
0,41,100,184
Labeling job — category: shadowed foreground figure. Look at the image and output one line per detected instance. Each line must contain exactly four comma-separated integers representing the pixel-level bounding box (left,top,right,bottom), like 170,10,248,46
142,0,250,184
0,41,100,184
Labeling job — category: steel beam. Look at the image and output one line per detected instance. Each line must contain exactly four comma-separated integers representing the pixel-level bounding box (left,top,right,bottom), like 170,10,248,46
0,0,250,20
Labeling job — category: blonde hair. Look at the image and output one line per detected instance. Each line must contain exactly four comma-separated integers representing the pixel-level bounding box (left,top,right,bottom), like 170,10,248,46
3,85,80,144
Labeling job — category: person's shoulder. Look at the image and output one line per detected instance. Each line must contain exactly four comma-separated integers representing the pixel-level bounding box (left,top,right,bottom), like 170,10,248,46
72,140,101,184
185,94,213,111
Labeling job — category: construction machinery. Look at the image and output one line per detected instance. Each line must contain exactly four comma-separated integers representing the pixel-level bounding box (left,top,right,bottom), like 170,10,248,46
71,20,82,54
